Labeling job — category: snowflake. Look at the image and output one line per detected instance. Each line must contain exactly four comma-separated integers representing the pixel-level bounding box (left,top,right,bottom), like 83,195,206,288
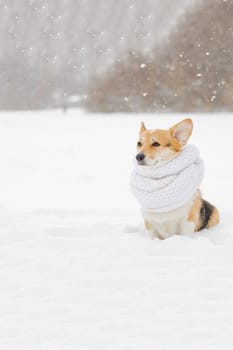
211,96,216,102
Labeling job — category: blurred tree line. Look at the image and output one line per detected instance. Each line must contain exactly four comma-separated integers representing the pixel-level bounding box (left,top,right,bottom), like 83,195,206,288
87,0,233,113
0,0,189,110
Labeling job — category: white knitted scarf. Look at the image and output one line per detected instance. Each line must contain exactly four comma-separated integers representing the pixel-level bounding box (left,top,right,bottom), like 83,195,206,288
130,144,204,213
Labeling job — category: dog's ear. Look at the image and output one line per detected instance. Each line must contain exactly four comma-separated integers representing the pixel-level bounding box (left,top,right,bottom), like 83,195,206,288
169,119,193,149
140,122,147,135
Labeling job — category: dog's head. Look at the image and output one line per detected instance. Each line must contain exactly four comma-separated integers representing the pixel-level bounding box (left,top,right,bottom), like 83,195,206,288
136,118,193,166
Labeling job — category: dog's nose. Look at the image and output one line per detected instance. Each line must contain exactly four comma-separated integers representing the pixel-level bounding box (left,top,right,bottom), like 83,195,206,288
136,153,145,162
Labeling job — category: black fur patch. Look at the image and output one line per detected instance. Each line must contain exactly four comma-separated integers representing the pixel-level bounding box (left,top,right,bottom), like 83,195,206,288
198,199,214,231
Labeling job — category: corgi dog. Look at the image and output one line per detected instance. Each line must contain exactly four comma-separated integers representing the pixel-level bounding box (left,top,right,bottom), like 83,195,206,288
135,118,219,239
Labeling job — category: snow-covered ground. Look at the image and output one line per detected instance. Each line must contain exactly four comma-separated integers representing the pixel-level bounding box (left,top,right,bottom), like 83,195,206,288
0,110,233,349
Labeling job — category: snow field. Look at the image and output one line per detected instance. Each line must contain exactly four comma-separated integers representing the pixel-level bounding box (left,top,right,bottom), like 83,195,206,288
0,111,232,349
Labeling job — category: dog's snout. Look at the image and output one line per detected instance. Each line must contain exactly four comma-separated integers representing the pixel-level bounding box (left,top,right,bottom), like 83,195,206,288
136,153,145,162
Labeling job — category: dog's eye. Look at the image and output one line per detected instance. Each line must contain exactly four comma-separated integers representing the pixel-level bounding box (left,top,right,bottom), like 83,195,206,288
137,141,142,147
152,141,160,147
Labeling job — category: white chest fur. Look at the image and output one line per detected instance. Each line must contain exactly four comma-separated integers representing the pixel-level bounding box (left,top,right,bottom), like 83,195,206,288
142,195,196,239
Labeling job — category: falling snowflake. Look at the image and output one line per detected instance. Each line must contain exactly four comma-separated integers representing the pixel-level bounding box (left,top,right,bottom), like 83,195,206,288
211,96,216,102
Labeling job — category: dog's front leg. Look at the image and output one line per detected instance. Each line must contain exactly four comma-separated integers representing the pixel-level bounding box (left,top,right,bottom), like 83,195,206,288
144,220,165,240
179,219,195,236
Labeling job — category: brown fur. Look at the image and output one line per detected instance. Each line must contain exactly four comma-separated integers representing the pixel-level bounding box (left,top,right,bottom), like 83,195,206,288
206,207,220,228
188,190,219,231
188,190,203,231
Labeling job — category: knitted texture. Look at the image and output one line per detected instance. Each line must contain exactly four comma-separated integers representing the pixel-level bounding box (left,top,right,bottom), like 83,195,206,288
130,144,204,213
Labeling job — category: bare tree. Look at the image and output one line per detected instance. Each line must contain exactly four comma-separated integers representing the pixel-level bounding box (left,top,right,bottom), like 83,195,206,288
87,0,233,112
